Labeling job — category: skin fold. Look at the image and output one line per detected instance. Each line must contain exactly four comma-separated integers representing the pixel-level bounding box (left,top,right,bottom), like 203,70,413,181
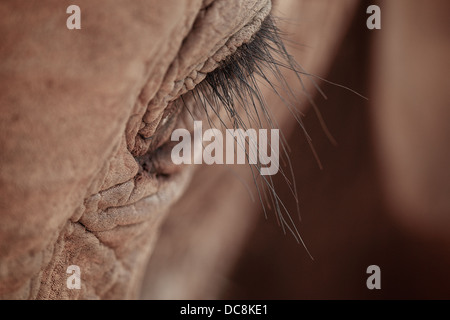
0,0,280,300
0,0,357,299
141,0,360,299
1,0,449,299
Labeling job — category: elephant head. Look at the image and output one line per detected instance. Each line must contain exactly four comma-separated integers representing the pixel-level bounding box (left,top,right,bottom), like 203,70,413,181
0,0,358,299
2,0,449,300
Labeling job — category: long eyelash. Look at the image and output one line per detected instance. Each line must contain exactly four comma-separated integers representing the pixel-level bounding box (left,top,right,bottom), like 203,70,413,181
177,15,323,257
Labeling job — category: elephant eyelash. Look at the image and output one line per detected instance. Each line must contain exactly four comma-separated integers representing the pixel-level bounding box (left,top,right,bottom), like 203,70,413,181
176,15,326,257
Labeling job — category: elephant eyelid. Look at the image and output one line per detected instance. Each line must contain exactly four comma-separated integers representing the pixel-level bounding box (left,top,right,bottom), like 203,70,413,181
145,16,284,143
176,14,316,247
173,15,323,249
180,15,303,131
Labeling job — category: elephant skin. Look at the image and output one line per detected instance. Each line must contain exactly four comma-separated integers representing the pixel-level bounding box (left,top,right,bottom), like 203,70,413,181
2,0,449,300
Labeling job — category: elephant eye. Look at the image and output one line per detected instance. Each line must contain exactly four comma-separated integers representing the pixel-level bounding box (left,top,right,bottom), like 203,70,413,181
171,15,318,250
178,15,305,133
181,14,365,149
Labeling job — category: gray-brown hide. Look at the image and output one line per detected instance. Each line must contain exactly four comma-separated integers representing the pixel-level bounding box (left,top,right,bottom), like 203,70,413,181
1,0,449,300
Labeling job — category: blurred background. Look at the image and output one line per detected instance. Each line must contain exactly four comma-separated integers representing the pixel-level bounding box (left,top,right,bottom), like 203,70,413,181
141,0,450,299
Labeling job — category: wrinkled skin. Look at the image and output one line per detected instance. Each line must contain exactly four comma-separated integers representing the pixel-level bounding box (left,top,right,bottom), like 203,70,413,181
1,0,449,299
0,0,357,299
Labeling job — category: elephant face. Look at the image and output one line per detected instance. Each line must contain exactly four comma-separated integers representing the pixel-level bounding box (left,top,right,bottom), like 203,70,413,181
4,0,442,299
0,0,345,299
0,0,360,299
8,0,449,300
0,0,282,299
